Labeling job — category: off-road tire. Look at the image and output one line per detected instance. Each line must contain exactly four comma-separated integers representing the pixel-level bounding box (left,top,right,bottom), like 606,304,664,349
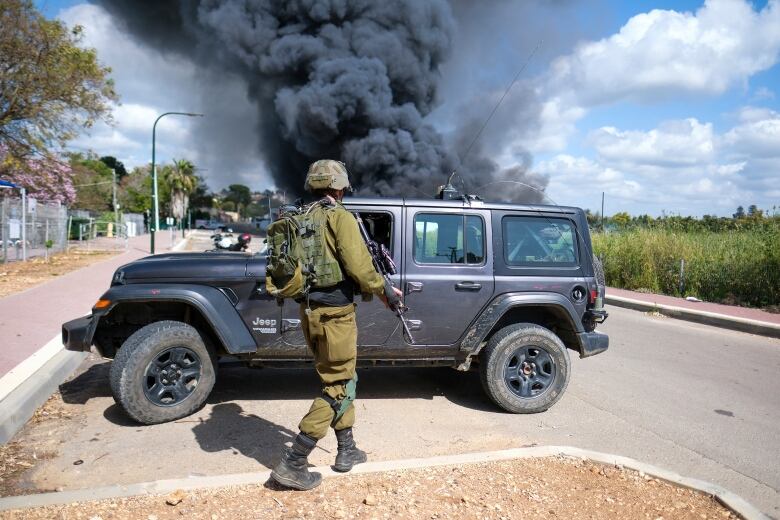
109,320,217,424
479,323,570,414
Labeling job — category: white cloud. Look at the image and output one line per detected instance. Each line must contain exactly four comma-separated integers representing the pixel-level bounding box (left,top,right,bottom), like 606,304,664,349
523,99,585,153
536,154,643,203
538,108,780,215
752,86,775,101
589,118,715,170
57,3,270,191
722,107,780,157
548,0,780,107
524,0,780,157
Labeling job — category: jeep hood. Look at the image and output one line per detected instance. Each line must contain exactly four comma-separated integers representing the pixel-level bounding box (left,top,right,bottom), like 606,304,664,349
117,252,262,282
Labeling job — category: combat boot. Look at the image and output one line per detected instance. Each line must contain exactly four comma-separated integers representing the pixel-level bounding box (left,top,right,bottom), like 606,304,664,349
271,433,322,490
333,427,367,472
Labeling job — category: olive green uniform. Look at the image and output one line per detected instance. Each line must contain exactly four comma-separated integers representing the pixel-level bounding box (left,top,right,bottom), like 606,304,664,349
298,202,385,439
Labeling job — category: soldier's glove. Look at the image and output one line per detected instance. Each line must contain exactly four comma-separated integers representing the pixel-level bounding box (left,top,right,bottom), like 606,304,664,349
383,280,401,309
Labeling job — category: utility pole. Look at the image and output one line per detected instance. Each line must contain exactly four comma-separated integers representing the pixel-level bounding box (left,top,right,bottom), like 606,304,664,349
151,111,203,254
21,187,26,261
601,192,605,232
112,168,118,230
268,193,272,220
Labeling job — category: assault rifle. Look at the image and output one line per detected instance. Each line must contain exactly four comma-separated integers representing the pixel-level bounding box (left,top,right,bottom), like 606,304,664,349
354,213,415,344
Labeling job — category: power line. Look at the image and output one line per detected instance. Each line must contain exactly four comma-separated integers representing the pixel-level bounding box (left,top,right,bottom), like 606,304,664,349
72,180,113,187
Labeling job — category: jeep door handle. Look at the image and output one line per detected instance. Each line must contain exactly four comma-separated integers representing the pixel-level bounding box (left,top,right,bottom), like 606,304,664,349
455,281,482,291
406,281,423,294
281,319,301,332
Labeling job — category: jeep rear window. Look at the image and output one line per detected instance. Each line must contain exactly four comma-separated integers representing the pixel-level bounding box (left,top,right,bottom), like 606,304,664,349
414,213,484,265
502,216,577,266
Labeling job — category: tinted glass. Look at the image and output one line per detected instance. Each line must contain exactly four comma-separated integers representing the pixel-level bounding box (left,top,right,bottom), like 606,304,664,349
503,216,577,266
414,213,485,265
465,215,485,264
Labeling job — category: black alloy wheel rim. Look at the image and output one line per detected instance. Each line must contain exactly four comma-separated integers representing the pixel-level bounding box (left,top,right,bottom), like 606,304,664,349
143,347,202,406
503,345,556,398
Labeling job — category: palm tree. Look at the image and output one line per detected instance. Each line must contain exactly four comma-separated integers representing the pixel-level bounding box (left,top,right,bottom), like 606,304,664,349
164,158,197,223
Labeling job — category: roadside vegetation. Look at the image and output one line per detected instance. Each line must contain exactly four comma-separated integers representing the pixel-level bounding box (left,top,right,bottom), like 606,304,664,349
590,207,780,309
0,250,115,298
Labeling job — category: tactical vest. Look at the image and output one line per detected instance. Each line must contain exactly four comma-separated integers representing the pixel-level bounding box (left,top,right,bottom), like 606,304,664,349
265,200,345,300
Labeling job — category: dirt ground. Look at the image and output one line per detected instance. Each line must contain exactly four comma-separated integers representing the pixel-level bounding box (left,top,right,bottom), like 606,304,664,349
0,392,735,519
0,251,116,298
0,394,71,497
2,457,734,520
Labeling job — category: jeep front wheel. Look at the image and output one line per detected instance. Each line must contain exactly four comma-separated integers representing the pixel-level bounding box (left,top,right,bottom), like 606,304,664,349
479,323,570,413
110,321,217,424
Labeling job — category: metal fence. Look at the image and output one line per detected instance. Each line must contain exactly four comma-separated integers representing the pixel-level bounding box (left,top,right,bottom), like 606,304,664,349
69,220,129,252
123,212,146,237
0,196,136,262
1,196,68,263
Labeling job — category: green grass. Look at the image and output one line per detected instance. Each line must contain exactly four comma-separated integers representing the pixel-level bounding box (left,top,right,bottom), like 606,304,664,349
592,227,780,308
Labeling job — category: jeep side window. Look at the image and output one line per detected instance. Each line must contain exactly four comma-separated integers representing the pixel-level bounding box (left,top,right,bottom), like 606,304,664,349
414,213,485,265
355,212,393,253
503,216,577,265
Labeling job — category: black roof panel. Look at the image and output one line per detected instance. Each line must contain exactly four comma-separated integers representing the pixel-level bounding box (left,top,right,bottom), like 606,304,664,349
342,197,582,214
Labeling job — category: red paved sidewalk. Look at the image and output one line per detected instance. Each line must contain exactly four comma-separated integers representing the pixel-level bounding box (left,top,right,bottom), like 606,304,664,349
0,233,179,379
607,287,780,325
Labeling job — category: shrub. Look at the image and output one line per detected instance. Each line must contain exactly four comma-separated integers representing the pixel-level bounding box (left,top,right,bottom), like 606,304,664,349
593,226,780,308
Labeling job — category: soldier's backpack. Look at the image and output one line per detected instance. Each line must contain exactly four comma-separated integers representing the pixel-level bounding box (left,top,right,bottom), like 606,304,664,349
265,200,346,300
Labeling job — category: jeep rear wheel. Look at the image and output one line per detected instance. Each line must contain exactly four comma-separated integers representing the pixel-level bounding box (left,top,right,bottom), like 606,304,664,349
479,323,570,413
110,321,217,425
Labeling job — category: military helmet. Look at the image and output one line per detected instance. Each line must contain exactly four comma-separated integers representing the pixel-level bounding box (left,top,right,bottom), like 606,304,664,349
304,159,351,192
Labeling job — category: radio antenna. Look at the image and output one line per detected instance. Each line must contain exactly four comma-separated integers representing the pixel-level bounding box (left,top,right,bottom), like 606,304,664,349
458,39,542,167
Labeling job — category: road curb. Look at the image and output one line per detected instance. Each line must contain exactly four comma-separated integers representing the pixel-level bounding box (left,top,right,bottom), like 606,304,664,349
606,295,780,339
0,446,768,519
0,345,88,444
171,234,190,252
0,237,193,445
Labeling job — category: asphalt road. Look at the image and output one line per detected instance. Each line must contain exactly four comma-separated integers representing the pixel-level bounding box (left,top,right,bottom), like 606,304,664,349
11,306,780,517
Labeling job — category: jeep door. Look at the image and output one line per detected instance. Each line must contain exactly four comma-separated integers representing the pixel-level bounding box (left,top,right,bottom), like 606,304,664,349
241,256,291,355
402,206,494,351
279,202,405,354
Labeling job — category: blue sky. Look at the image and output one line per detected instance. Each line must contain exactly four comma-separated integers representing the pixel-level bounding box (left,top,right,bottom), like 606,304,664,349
38,0,780,216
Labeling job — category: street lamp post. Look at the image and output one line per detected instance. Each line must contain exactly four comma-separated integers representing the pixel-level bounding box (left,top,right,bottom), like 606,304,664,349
151,111,203,254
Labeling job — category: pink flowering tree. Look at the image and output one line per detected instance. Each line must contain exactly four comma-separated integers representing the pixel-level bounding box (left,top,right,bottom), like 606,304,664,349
0,147,76,205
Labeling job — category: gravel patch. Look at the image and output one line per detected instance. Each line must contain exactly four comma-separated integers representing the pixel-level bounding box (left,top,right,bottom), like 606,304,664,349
3,457,734,519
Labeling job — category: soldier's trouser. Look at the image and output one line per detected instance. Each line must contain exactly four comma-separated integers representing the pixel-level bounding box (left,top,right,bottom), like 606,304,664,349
298,303,358,440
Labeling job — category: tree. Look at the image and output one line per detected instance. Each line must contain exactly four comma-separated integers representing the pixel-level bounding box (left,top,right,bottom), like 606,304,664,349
611,211,631,227
119,165,152,213
746,205,764,219
0,151,75,204
733,206,745,219
69,152,113,211
224,184,251,217
163,158,197,221
188,176,213,219
100,156,127,179
0,0,116,165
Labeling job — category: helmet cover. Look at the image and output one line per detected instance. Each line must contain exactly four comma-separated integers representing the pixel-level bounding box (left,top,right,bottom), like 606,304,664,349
304,159,351,192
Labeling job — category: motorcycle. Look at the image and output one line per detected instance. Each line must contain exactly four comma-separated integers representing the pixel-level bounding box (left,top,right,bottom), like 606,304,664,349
208,231,252,252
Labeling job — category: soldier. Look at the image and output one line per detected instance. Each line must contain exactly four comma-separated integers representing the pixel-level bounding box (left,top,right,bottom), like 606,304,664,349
270,159,403,490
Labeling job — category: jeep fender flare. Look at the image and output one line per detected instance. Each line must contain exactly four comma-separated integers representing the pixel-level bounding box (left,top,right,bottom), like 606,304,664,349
94,284,256,354
459,292,583,355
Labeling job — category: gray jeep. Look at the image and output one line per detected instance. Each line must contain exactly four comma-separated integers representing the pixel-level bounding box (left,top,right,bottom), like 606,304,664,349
63,196,608,424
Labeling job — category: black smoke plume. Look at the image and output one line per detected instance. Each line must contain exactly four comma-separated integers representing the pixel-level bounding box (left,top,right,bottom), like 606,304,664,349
99,0,547,202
